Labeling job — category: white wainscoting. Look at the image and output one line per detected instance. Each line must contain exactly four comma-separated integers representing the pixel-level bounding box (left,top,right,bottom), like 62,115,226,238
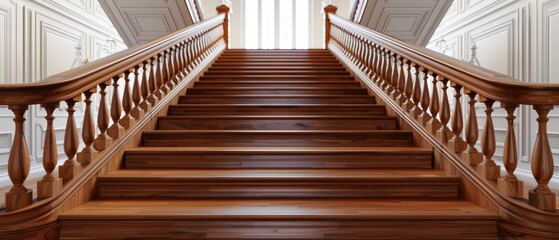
0,0,125,188
428,0,559,189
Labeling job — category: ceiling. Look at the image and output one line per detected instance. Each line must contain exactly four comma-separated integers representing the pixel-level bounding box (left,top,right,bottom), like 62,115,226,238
350,0,454,46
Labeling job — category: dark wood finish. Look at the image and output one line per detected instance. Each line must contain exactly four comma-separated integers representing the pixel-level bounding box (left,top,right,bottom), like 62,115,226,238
168,104,387,116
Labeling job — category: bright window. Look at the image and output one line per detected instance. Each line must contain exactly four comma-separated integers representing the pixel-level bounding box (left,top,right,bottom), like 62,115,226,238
243,0,311,49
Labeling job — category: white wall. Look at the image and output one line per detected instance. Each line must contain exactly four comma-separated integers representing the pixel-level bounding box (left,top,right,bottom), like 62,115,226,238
427,0,559,188
0,0,125,186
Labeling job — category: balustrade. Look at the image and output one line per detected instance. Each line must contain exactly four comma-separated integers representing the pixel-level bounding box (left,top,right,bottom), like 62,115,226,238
0,6,229,212
325,7,558,212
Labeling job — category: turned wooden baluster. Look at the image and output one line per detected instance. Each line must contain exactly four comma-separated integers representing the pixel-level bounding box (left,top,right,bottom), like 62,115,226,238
179,42,187,76
388,55,399,99
108,75,125,139
186,38,194,72
37,103,62,200
385,52,395,94
417,71,432,126
497,103,524,198
371,45,379,80
461,90,483,166
94,81,112,151
409,65,423,117
376,48,385,85
529,105,556,211
59,98,82,185
395,58,407,104
131,65,145,119
436,77,452,143
152,56,165,100
365,41,374,78
77,89,98,165
158,53,170,95
426,75,442,134
448,84,467,153
383,50,391,91
141,61,155,109
5,105,32,211
402,63,415,111
120,69,135,129
479,98,501,180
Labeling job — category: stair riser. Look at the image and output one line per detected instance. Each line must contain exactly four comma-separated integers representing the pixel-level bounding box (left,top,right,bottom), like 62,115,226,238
142,132,414,147
157,118,397,130
168,106,386,116
199,76,356,81
60,220,498,240
124,153,433,169
178,97,376,104
97,180,461,199
186,89,368,95
193,82,362,88
208,67,347,71
204,71,349,76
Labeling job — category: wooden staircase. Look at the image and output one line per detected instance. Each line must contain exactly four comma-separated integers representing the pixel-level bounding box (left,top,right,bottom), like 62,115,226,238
58,50,499,239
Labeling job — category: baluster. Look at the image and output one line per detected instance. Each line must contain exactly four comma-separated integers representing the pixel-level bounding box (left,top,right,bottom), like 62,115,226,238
152,56,164,100
120,69,135,129
426,75,442,134
37,103,63,200
77,89,98,165
436,77,452,142
159,53,170,95
409,66,423,118
395,58,407,105
131,65,145,119
384,52,395,94
5,105,32,211
529,105,556,211
417,71,432,126
179,42,187,77
141,61,155,110
448,83,467,153
497,103,524,198
365,41,373,78
376,48,385,85
382,50,391,91
402,63,415,111
108,75,125,139
389,54,399,98
186,38,194,72
59,98,82,184
479,98,501,180
461,90,483,166
371,45,379,81
94,81,113,151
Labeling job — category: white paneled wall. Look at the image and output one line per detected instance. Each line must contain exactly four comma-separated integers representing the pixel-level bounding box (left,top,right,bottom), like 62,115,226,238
0,0,125,187
427,0,559,188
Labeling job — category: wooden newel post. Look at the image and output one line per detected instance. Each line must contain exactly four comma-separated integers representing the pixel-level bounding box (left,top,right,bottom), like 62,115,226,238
216,5,230,49
5,105,32,212
529,105,556,211
324,5,338,49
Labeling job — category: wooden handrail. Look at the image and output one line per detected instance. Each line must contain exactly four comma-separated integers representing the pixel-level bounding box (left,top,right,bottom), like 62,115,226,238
327,13,559,105
0,13,225,106
324,5,559,238
1,5,230,213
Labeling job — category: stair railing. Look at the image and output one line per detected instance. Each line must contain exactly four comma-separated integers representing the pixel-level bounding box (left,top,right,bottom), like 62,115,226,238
324,5,559,238
0,5,229,214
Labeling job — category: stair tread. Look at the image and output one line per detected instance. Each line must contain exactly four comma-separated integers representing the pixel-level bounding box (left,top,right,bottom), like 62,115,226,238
157,115,396,120
59,199,497,220
125,146,432,154
143,129,412,134
100,169,454,182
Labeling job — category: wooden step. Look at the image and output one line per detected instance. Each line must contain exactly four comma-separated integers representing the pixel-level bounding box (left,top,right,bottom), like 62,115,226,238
186,87,368,95
59,199,499,240
168,104,386,116
211,62,344,67
157,116,397,130
193,81,361,88
199,75,356,81
208,66,347,71
178,95,376,104
96,169,460,199
204,70,349,76
141,130,414,147
124,147,434,169
214,59,339,63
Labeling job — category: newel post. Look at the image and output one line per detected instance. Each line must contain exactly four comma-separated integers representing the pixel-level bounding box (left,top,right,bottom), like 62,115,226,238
216,4,230,49
324,5,338,49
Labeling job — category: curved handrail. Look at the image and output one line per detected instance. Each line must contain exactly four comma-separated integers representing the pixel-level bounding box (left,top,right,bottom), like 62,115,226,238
0,14,225,106
328,13,559,105
324,5,559,238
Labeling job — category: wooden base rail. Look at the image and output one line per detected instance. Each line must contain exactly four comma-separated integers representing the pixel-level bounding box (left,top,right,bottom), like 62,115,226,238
324,4,559,238
0,5,230,213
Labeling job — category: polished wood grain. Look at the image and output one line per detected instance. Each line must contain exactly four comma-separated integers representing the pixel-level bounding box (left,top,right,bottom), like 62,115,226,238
123,147,434,169
168,104,387,116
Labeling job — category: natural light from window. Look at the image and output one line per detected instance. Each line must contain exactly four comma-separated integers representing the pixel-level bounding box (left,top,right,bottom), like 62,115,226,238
244,0,311,49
